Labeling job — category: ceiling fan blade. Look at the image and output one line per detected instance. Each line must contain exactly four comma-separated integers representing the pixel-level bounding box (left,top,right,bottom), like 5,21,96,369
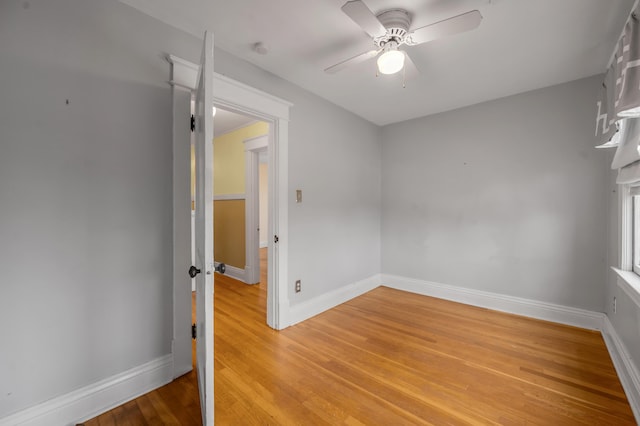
341,0,387,39
325,49,379,74
403,52,420,81
408,10,482,45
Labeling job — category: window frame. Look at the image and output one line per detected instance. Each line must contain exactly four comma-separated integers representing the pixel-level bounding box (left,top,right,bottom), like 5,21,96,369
631,187,640,275
615,183,640,311
621,182,640,275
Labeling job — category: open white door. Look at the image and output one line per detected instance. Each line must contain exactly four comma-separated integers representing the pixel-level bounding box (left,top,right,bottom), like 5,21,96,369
193,31,214,425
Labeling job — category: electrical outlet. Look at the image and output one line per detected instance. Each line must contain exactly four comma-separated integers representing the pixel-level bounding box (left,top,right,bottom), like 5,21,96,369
614,297,617,314
295,280,301,293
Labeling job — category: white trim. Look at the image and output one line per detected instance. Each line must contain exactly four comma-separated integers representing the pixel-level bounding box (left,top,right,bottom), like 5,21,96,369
612,267,640,308
260,241,268,249
244,134,268,285
0,355,173,426
215,261,245,283
270,119,288,329
621,184,633,270
168,54,291,331
169,63,193,380
381,274,605,331
213,193,245,201
167,54,199,91
213,73,292,120
244,148,260,285
285,274,382,327
602,316,640,422
191,210,196,292
244,134,268,151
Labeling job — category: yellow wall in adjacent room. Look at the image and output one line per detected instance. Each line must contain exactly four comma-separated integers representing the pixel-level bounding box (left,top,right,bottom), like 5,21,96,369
213,121,268,195
190,120,268,202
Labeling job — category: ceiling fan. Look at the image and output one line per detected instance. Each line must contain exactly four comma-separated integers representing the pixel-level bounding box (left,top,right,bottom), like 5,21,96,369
325,0,482,77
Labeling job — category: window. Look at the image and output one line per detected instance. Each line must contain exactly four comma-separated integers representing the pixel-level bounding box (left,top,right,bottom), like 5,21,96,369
632,187,640,275
616,183,640,303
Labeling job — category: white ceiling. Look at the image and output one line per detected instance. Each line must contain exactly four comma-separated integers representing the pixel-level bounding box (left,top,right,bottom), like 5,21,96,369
123,0,636,126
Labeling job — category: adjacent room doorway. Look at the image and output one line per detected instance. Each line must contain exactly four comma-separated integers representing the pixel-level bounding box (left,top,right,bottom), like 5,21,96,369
170,58,292,387
210,107,270,292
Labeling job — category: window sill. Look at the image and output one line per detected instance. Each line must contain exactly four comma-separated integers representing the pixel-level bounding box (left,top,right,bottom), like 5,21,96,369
612,267,640,308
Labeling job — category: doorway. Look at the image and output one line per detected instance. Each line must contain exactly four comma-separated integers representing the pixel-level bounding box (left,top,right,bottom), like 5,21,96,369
210,108,270,293
209,82,290,332
170,58,292,379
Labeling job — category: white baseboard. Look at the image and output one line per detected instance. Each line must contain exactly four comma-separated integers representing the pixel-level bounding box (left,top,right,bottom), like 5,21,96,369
381,274,605,331
0,355,173,426
215,262,245,283
603,316,640,422
286,274,381,327
259,241,267,249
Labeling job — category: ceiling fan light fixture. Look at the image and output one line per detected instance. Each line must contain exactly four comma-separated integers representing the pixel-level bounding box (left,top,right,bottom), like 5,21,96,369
377,45,405,75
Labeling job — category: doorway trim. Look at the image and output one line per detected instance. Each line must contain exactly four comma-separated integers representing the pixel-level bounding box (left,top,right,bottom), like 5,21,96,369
213,74,291,330
243,134,268,285
169,55,291,342
169,55,196,379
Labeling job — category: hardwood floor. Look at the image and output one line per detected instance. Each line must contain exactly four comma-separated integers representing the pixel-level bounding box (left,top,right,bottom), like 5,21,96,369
84,249,634,425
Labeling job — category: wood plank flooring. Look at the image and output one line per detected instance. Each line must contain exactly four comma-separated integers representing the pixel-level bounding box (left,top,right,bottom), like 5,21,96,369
84,249,634,425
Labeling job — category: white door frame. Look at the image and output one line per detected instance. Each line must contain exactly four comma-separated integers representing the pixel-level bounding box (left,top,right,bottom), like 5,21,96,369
168,55,197,379
169,56,292,360
243,134,268,285
213,76,291,329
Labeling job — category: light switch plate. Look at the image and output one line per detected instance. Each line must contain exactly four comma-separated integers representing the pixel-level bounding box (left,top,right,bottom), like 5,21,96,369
296,189,302,203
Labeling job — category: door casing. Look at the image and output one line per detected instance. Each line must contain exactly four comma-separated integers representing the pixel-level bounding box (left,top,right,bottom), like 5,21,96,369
169,57,293,380
243,134,268,285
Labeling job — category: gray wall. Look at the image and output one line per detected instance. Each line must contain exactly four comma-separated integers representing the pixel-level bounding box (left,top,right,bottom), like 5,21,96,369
213,49,382,303
0,0,199,418
0,0,381,418
381,76,609,311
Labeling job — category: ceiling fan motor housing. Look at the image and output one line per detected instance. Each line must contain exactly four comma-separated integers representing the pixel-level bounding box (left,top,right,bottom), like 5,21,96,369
374,9,411,47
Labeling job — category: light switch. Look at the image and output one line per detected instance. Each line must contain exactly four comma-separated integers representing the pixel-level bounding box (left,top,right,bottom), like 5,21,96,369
296,189,302,203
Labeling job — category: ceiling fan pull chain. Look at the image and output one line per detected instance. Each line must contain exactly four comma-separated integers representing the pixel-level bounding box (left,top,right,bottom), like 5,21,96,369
402,63,406,88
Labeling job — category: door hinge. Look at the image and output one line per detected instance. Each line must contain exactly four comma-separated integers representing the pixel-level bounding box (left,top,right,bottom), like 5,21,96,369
190,114,195,132
191,323,197,340
274,235,279,243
